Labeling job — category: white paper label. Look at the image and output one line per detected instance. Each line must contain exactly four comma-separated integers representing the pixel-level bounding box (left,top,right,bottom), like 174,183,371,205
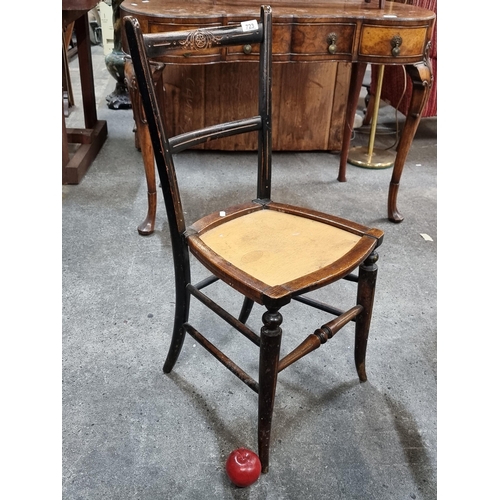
241,20,258,32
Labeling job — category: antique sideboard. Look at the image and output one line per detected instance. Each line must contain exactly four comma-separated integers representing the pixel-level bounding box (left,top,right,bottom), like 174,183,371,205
121,0,435,233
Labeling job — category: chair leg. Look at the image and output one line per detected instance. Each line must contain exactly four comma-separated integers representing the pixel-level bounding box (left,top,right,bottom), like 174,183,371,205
238,297,255,324
163,290,190,373
258,308,282,473
354,251,379,382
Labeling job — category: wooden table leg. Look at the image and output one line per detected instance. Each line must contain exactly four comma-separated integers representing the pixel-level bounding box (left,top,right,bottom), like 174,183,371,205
62,10,107,185
125,60,165,235
75,13,97,128
338,62,367,183
338,59,432,223
63,101,71,185
387,62,432,222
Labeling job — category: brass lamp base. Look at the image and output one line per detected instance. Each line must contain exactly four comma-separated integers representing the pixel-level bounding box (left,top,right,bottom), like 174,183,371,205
347,146,395,169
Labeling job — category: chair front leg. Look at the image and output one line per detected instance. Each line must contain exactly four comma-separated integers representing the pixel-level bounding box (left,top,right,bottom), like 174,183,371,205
354,251,379,382
258,308,282,473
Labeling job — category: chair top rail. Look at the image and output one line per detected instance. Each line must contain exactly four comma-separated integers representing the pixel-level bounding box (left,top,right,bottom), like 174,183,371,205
143,22,264,59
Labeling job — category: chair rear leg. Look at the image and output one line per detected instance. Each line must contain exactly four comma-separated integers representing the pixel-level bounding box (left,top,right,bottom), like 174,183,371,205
163,286,191,373
354,251,379,382
238,297,255,324
258,308,282,473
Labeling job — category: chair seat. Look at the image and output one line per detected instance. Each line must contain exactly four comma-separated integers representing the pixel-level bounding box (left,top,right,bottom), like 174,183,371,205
188,202,382,306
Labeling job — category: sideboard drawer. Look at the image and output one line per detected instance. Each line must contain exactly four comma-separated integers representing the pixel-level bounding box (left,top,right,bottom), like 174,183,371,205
358,25,428,61
290,22,356,61
226,21,292,62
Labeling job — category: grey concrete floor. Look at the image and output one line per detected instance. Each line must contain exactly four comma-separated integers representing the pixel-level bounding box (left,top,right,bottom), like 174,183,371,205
62,44,437,499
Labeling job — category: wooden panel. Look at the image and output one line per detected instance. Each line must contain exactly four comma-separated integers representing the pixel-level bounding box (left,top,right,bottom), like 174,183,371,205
161,61,348,151
275,62,337,151
203,63,259,150
329,61,351,150
162,64,206,137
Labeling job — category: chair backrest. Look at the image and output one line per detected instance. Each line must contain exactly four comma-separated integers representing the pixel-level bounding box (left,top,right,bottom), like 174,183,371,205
123,6,272,241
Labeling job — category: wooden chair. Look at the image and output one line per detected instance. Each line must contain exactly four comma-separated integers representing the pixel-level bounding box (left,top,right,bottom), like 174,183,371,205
124,5,384,473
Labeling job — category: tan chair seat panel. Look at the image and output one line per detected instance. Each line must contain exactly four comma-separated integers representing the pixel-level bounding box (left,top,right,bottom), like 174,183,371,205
199,209,361,286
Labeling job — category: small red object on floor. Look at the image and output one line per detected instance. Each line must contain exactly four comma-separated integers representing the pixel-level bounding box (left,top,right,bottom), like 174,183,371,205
225,448,261,487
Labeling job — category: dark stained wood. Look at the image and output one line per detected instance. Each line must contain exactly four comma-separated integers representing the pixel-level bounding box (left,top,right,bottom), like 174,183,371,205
62,0,99,10
354,250,379,381
258,308,283,473
124,7,384,472
120,0,435,231
338,62,367,182
62,4,108,184
278,305,363,372
63,121,108,184
62,24,75,112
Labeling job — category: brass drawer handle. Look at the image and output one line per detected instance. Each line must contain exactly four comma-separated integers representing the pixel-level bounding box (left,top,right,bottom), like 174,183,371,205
327,33,337,54
391,35,402,57
243,44,252,55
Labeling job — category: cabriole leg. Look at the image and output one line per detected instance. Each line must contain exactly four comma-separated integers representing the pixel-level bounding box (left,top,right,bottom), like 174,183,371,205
124,59,164,235
388,62,432,222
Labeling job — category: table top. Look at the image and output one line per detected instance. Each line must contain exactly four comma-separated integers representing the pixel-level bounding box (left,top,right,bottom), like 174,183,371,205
121,0,435,22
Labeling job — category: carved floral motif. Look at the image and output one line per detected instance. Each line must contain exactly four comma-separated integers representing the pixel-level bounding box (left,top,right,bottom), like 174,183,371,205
179,30,223,50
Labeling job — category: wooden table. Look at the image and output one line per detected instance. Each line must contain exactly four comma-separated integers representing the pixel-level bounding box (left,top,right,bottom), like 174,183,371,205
63,0,108,184
121,0,435,233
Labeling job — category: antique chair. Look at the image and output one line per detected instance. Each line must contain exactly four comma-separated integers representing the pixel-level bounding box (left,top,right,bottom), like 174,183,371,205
124,5,384,473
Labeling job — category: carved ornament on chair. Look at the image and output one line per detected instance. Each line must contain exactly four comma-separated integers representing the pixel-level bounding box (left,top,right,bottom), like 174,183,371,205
179,30,224,51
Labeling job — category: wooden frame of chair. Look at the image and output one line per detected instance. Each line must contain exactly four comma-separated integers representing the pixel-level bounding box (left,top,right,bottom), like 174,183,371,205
124,5,384,473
